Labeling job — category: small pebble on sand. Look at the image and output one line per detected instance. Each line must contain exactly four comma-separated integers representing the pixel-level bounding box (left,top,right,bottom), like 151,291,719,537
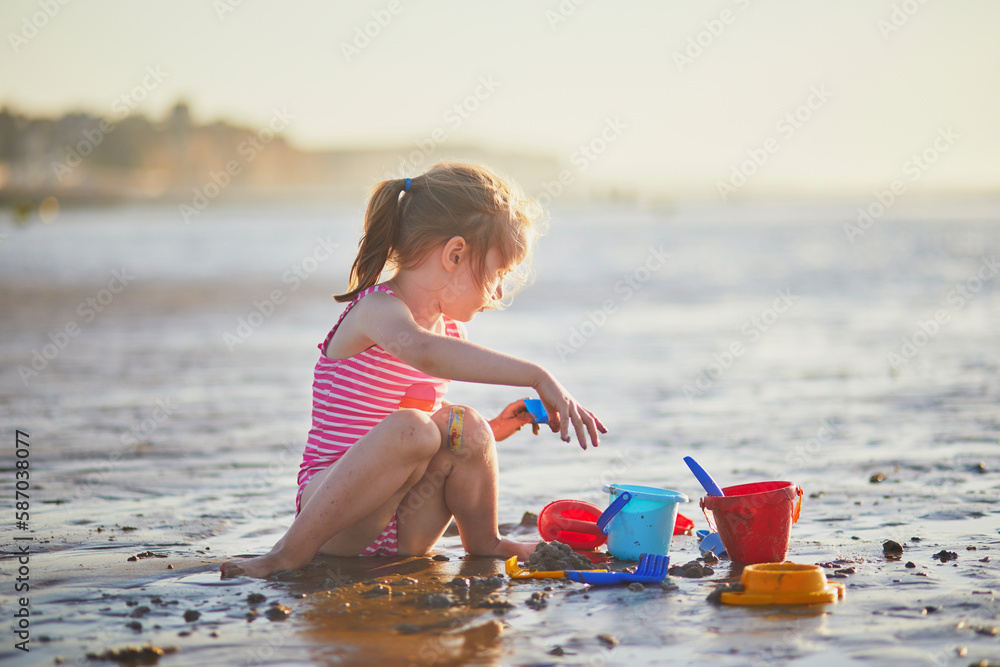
264,604,291,621
419,593,454,609
526,591,549,609
669,561,714,578
362,584,391,598
475,596,514,611
883,540,903,558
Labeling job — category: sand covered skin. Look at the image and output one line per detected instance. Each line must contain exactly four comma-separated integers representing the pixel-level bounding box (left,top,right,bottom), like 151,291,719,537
1,207,998,665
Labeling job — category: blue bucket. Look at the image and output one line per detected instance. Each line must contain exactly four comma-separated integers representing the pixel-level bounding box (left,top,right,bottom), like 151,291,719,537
599,484,689,560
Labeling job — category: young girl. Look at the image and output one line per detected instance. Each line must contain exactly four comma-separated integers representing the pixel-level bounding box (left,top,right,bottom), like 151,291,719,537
221,162,605,578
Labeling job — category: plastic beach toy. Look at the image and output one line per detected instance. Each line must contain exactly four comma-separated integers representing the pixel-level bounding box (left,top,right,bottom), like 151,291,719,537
504,556,604,580
505,555,567,579
523,399,548,424
601,484,689,561
538,499,694,550
564,553,670,585
537,499,608,550
674,512,695,535
683,456,725,497
696,530,727,557
702,481,803,564
719,562,846,606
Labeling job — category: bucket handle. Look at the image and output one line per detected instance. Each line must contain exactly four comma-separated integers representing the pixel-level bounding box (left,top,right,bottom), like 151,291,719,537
596,491,632,536
792,485,803,524
699,498,717,532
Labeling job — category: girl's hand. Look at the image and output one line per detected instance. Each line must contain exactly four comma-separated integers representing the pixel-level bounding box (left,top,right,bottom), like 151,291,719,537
533,372,607,450
489,399,538,442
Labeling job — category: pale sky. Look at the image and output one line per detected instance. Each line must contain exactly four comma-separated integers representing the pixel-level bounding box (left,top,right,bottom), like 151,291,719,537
3,0,999,199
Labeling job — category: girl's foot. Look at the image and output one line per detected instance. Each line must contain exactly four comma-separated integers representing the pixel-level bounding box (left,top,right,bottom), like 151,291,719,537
219,550,299,579
487,537,539,561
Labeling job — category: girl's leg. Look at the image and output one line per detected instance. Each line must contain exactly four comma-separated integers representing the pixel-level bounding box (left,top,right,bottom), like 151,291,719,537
395,405,537,560
221,408,441,578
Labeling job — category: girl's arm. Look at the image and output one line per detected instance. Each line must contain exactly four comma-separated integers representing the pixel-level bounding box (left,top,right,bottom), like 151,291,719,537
352,293,606,448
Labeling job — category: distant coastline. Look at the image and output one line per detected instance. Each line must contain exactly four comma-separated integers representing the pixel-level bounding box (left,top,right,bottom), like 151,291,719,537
0,102,561,209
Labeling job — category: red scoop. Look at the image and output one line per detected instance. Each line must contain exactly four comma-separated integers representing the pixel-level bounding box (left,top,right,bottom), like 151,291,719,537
538,499,695,550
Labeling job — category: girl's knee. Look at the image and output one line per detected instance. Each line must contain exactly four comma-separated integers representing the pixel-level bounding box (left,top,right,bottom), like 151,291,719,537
434,405,494,460
386,409,441,460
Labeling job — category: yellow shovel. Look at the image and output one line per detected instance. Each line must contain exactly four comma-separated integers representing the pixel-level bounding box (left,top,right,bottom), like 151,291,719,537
504,556,606,580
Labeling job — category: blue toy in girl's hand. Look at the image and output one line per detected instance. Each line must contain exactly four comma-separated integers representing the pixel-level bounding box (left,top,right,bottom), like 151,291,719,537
524,399,549,424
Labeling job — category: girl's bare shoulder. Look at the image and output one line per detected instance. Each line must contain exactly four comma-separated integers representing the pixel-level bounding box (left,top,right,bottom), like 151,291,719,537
339,288,415,340
348,287,410,321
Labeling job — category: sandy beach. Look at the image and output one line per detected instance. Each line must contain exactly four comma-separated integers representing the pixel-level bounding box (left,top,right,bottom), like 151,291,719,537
1,200,998,666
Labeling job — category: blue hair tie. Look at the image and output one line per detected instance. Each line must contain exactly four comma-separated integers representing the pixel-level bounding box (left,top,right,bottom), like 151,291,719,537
403,178,412,192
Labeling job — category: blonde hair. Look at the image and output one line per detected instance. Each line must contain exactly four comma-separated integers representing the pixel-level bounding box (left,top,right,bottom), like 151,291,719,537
335,162,544,307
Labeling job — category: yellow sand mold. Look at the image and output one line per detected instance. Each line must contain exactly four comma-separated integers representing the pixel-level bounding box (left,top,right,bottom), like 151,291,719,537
720,562,846,606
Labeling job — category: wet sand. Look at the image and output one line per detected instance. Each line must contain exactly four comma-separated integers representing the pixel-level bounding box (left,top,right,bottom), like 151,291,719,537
4,518,999,666
1,202,999,665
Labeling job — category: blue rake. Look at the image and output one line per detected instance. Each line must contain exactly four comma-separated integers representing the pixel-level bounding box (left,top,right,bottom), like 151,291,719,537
563,553,670,585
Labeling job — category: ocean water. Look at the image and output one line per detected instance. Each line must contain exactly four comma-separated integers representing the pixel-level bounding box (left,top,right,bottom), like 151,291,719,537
1,198,998,665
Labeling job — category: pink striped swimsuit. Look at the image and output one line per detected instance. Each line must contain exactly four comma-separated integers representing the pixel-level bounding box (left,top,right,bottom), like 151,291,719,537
296,284,462,556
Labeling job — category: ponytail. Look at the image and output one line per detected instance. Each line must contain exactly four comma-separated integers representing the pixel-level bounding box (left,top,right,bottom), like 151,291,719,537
334,178,409,303
334,162,543,308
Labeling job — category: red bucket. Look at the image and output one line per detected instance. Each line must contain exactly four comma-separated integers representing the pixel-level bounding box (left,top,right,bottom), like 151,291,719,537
700,481,803,564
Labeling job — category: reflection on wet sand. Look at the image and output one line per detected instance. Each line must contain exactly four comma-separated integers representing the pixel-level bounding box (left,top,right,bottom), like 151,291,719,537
296,557,508,666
